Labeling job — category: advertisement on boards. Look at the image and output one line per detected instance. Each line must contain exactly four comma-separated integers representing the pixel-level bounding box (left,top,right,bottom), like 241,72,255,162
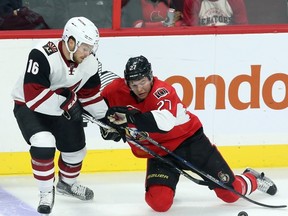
0,33,287,153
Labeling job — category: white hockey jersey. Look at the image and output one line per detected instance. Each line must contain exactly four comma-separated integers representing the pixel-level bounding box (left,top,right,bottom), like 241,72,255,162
11,40,107,119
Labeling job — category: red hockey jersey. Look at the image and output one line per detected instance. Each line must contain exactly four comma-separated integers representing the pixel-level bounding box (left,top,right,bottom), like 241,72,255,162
101,77,202,158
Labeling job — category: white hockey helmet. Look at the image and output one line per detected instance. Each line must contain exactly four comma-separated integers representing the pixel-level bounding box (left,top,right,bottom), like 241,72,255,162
62,17,99,58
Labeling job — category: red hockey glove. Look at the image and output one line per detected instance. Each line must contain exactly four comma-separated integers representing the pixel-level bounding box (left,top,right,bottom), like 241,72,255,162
60,89,83,121
105,106,140,129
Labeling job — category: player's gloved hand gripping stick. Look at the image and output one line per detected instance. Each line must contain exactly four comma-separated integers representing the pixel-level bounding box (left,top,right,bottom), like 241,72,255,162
106,106,139,128
82,112,287,209
60,88,83,121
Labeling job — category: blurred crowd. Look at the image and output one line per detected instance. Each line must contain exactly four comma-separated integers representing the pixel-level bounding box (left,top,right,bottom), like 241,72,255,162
1,0,288,30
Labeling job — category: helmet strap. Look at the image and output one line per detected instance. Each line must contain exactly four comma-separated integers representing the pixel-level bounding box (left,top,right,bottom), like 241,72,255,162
64,39,78,62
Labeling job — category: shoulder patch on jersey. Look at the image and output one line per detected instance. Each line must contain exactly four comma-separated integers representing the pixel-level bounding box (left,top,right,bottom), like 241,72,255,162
153,87,169,99
42,41,58,56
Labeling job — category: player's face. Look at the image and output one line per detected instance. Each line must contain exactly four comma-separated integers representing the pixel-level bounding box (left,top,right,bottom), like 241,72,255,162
129,77,153,100
73,43,94,64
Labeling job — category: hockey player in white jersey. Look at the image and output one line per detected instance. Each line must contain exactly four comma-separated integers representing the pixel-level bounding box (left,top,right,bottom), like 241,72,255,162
12,17,107,215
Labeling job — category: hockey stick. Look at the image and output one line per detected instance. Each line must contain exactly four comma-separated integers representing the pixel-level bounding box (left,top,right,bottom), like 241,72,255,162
82,113,210,186
131,130,287,209
82,114,287,208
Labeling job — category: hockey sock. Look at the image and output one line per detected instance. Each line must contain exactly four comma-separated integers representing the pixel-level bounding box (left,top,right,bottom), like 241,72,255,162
236,172,257,195
31,157,55,192
214,173,257,203
58,155,82,185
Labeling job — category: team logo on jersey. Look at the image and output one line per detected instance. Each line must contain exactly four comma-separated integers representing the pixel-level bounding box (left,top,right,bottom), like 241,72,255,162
43,41,58,56
153,88,169,99
218,171,230,183
69,63,75,75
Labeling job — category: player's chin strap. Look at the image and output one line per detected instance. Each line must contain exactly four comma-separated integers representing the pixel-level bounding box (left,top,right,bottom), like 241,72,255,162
64,40,77,62
82,113,287,209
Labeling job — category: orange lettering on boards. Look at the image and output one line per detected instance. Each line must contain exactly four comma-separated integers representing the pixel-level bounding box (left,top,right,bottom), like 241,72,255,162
165,65,288,110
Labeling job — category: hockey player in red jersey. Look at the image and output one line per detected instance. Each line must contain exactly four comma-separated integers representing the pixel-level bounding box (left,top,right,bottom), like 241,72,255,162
101,55,277,212
12,17,108,215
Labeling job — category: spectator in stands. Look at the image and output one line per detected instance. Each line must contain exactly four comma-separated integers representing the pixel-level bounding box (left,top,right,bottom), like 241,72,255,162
132,0,184,28
183,0,248,26
0,0,49,30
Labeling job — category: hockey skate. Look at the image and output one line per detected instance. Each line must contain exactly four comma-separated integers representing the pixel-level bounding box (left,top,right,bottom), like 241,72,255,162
244,168,277,195
56,179,94,201
37,186,55,215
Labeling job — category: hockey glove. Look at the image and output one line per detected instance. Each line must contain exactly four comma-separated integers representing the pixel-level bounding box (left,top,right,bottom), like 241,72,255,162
105,106,140,129
100,127,124,142
60,89,83,121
